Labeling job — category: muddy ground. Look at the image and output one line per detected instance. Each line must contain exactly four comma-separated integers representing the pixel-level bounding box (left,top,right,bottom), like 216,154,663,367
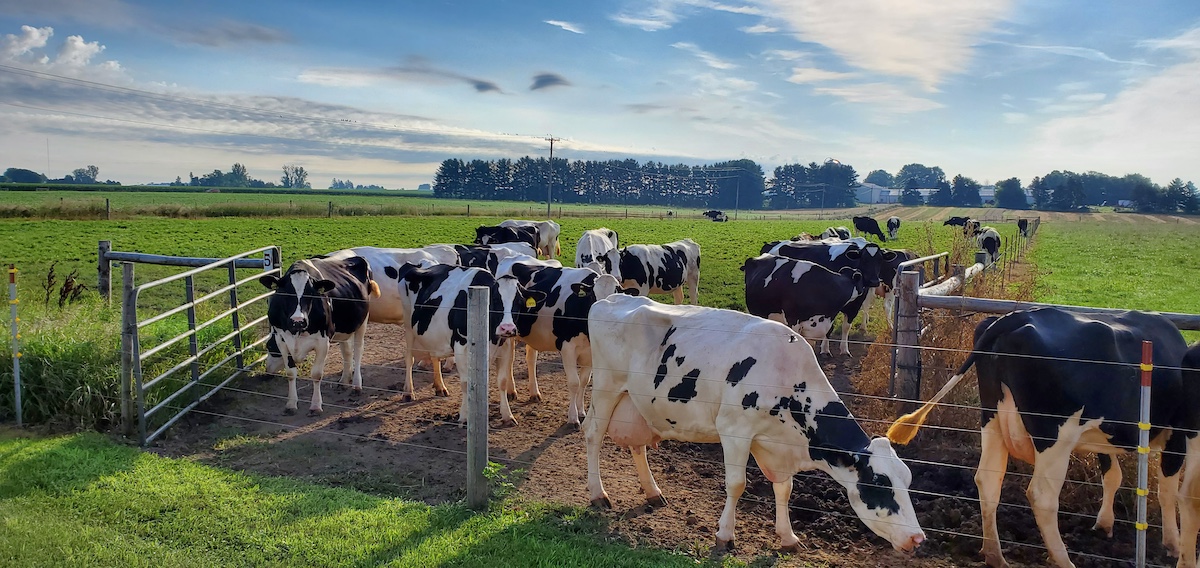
155,324,1175,567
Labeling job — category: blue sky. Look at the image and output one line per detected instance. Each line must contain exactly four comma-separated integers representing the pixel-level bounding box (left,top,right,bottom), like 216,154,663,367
2,0,1199,190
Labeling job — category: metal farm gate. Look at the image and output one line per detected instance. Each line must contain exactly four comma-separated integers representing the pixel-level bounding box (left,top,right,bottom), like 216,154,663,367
102,242,282,445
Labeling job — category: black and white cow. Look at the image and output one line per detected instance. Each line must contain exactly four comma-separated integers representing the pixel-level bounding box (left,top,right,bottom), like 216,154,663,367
618,239,700,304
888,308,1198,568
474,224,539,250
424,242,540,274
852,215,887,242
887,216,901,240
586,295,926,553
975,226,1000,264
874,248,918,329
820,226,852,240
760,239,892,292
499,219,562,258
260,254,380,415
575,228,621,280
496,262,622,424
384,262,545,425
943,216,971,227
964,218,980,237
742,254,866,356
1018,218,1030,237
702,209,728,222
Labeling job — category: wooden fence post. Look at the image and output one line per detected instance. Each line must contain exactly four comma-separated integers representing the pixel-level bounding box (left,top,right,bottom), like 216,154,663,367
465,286,490,510
328,201,333,218
105,198,110,220
893,270,922,411
98,240,111,303
120,262,136,437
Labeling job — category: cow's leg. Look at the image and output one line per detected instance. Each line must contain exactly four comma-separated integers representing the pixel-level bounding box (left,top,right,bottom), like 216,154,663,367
1160,432,1187,559
1094,453,1121,537
349,325,367,393
497,341,517,401
687,274,699,306
839,315,852,356
338,340,354,388
672,286,684,305
1027,439,1078,568
976,419,1011,568
715,435,752,551
284,363,300,414
308,341,330,415
525,343,542,402
402,325,416,402
859,292,873,333
1177,435,1200,568
773,478,801,552
630,445,665,506
492,344,517,428
561,342,584,425
585,390,622,509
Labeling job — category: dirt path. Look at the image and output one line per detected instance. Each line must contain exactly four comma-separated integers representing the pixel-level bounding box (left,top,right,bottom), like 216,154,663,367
154,323,1172,567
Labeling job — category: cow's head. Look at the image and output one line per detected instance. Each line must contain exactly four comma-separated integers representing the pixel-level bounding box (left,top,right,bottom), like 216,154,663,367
491,275,546,339
570,273,621,303
474,226,502,246
844,437,925,553
260,269,335,334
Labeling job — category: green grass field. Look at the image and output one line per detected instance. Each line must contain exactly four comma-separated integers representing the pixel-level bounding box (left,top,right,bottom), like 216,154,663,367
0,430,722,568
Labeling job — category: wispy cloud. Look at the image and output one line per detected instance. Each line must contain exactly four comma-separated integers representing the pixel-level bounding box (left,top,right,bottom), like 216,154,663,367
1138,26,1200,53
671,41,735,69
530,73,570,90
174,20,291,47
1064,92,1105,103
992,41,1152,66
611,0,764,32
300,58,502,93
545,20,584,34
786,67,855,83
1002,112,1028,124
740,23,777,34
812,82,943,114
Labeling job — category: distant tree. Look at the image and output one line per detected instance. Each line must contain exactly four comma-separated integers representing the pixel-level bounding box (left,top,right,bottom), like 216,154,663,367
927,180,953,206
865,169,894,187
1185,181,1199,214
281,164,310,189
894,163,946,190
994,177,1027,209
1030,176,1051,210
228,163,249,187
71,165,99,184
900,178,924,205
950,174,982,206
171,176,184,186
1163,178,1193,213
4,167,46,184
1131,181,1163,212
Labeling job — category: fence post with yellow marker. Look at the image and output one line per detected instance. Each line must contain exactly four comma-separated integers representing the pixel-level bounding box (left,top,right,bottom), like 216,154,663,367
8,264,20,427
1135,340,1152,568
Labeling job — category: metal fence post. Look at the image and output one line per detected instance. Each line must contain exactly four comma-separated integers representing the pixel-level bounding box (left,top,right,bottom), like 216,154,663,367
465,285,490,510
892,270,921,408
185,275,200,384
98,240,111,303
228,263,244,371
9,265,21,427
120,262,136,437
1135,340,1152,568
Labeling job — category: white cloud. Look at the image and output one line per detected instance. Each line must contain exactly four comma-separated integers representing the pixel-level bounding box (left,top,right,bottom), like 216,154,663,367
1138,26,1200,53
762,49,807,61
1002,112,1027,124
811,82,943,114
1,25,52,59
760,0,1012,90
545,20,584,34
996,41,1152,66
1056,81,1090,92
671,42,736,69
1064,92,1105,103
57,35,105,67
786,67,855,83
740,23,777,34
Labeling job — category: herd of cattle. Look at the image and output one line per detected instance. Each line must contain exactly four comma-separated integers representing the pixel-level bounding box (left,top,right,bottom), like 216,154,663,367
256,215,1200,568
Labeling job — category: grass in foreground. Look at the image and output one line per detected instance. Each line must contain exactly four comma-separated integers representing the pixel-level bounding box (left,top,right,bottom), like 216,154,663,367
0,430,732,567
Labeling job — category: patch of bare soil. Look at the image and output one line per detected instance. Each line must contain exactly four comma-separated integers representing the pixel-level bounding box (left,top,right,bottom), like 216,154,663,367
154,322,1175,568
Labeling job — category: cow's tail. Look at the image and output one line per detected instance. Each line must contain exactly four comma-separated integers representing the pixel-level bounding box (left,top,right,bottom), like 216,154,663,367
368,279,381,298
887,350,980,445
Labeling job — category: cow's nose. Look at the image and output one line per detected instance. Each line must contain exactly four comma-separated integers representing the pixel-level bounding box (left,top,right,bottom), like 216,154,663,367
899,533,925,553
497,323,517,337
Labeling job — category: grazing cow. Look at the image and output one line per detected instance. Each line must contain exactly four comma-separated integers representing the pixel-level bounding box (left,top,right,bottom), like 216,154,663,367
790,232,818,241
888,308,1198,568
742,254,866,356
820,226,852,240
260,254,380,415
499,219,562,258
585,295,925,553
887,216,901,240
496,263,622,424
575,228,621,279
474,224,539,250
1018,218,1030,237
852,216,888,242
702,209,728,222
618,239,700,305
384,262,545,425
975,226,1000,264
964,218,980,237
943,216,970,227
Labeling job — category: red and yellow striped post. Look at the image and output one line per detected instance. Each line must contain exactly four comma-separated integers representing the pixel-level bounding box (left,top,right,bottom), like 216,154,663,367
8,264,20,427
1135,340,1152,568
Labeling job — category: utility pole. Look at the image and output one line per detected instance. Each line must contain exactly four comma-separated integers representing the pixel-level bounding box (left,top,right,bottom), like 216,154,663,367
545,136,561,218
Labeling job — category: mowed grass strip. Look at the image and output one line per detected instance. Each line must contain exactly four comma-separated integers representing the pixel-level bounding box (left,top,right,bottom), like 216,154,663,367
0,430,714,568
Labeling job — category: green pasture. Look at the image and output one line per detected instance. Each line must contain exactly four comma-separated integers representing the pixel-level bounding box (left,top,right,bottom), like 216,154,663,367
0,431,718,568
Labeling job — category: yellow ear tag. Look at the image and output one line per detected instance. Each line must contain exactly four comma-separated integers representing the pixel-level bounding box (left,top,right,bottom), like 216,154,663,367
525,297,537,308
577,288,587,297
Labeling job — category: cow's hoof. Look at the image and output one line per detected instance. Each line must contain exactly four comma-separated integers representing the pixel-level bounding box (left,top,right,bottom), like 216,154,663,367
401,393,414,403
779,542,802,554
1163,541,1180,558
1092,522,1113,538
349,388,362,398
529,393,543,403
499,417,518,428
434,388,449,397
714,537,735,552
506,391,517,401
283,407,297,416
307,408,322,417
645,494,668,508
590,496,612,509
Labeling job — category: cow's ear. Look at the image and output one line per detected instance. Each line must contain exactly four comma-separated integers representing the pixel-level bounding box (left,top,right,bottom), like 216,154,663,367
621,287,641,296
845,249,861,260
313,279,337,295
259,275,279,290
522,289,547,309
569,282,593,299
882,251,897,261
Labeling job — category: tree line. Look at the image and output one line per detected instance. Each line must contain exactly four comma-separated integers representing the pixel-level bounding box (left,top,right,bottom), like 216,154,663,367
1,163,323,190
